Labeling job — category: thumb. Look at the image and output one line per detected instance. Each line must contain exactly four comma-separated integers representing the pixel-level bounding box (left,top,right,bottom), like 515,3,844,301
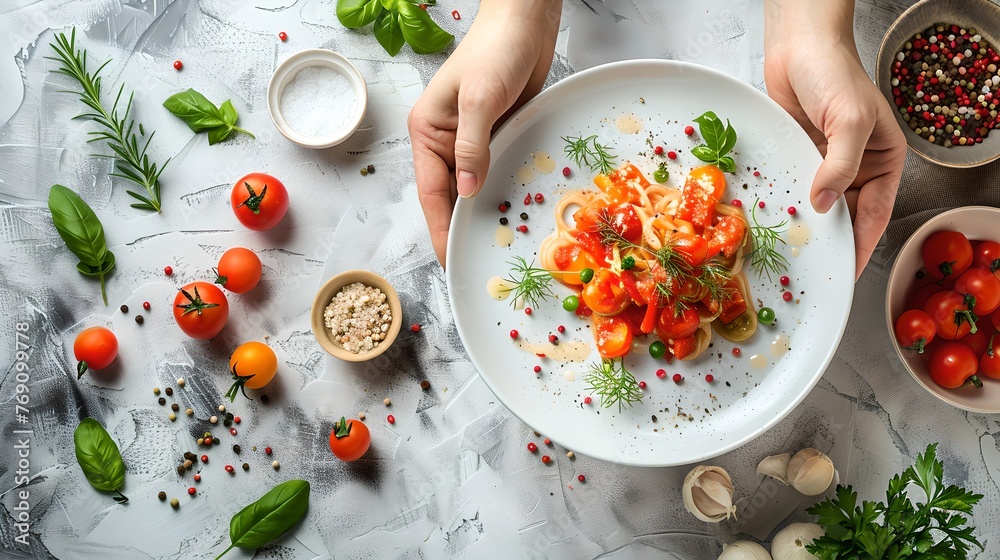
454,86,508,198
811,113,874,213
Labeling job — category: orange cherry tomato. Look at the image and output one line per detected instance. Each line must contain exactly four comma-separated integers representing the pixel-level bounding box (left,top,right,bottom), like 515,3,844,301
552,245,599,286
173,282,230,339
594,314,633,359
215,247,262,294
581,268,630,316
671,232,709,268
706,214,746,258
329,417,371,461
74,326,118,373
231,172,289,231
595,163,649,205
229,342,278,390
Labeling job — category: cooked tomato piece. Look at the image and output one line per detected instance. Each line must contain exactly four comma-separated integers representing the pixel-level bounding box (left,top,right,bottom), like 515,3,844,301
581,268,630,316
620,270,644,304
553,244,600,286
717,281,748,325
574,230,611,265
672,335,698,360
671,232,709,267
676,165,726,232
706,214,746,258
656,306,700,341
594,314,633,358
595,163,649,205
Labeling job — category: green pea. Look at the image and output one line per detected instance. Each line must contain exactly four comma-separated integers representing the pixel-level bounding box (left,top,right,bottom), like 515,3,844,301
563,295,580,312
757,307,776,326
653,167,669,184
579,268,594,283
622,256,635,270
649,340,666,359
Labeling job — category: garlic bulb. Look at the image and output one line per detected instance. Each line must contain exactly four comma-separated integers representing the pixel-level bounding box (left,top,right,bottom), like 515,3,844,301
719,540,772,560
683,465,736,522
756,453,791,485
771,522,823,560
786,448,835,496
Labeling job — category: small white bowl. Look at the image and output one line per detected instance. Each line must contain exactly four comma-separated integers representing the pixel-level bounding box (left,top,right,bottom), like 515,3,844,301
267,49,367,149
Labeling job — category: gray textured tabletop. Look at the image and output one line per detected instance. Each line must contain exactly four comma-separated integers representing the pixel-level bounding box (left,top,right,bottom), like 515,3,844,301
1,0,999,559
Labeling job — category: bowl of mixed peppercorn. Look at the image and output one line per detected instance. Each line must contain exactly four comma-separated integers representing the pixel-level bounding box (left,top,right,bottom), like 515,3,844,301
876,0,1000,167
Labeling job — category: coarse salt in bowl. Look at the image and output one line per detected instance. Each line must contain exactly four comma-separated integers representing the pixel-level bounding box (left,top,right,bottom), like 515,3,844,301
267,49,367,149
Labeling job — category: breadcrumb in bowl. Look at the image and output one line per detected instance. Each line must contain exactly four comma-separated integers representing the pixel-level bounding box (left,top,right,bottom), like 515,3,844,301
311,270,402,362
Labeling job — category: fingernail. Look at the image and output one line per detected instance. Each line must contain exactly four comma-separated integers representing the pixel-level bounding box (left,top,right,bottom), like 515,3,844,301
457,170,477,198
813,189,840,213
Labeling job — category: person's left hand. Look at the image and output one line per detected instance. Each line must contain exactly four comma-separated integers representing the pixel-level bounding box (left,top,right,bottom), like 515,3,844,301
764,7,907,280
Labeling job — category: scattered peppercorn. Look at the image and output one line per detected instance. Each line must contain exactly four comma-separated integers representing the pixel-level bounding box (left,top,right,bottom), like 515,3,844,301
183,459,193,469
172,60,183,71
194,474,201,482
672,373,682,383
509,329,519,339
224,418,232,428
517,225,528,233
158,491,167,501
543,438,551,445
134,315,144,325
420,380,430,390
278,31,288,41
260,395,269,405
541,455,551,464
242,463,250,471
383,397,391,406
527,442,538,453
358,412,366,420
758,200,766,209
177,377,185,387
638,381,647,389
732,348,742,357
218,404,225,413
164,265,173,276
533,365,542,373
753,170,761,177
387,414,396,424
567,451,575,459
229,428,238,436
577,474,586,482
667,151,677,159
705,374,715,383
548,334,558,344
120,304,129,313
234,416,241,424
783,291,794,302
171,403,179,412
684,125,695,136
525,307,533,316
732,199,742,208
265,447,273,455
451,9,460,19
534,193,544,203
272,460,280,469
654,145,664,155
519,212,529,221
557,325,566,333
153,387,160,395
499,217,508,225
165,387,173,397
656,368,667,378
523,194,532,205
187,487,196,496
224,465,235,474
170,497,180,508
787,206,797,216
583,396,592,404
360,167,368,176
210,415,218,424
367,164,375,174
176,466,186,476
562,166,571,177
411,323,421,333
158,397,166,406
204,437,213,445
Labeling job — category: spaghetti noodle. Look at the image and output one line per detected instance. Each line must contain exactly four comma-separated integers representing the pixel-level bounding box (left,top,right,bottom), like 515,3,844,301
539,162,755,360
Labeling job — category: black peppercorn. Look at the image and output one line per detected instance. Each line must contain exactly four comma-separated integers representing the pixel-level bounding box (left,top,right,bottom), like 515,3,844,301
520,212,529,220
367,164,375,174
242,462,250,471
158,491,167,501
134,315,144,325
260,395,269,405
171,403,179,412
120,304,129,314
504,200,511,207
158,397,166,406
176,466,185,476
420,380,430,390
165,387,173,396
233,444,242,454
499,217,508,225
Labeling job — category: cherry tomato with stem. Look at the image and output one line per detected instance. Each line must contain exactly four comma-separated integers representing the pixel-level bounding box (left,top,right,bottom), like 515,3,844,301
893,309,936,353
979,334,1000,379
921,230,972,281
953,266,1000,315
927,341,982,389
173,282,229,339
923,291,978,340
231,173,289,231
226,341,278,401
73,326,118,378
972,240,1000,272
215,247,262,294
329,416,371,461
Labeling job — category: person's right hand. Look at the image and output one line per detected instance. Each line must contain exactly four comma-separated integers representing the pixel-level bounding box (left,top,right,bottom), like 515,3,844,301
407,0,562,267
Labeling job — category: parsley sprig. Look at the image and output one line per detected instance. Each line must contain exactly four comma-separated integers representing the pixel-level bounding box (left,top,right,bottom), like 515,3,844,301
562,134,617,175
806,443,982,559
584,358,642,412
502,257,557,308
748,201,789,281
691,111,737,173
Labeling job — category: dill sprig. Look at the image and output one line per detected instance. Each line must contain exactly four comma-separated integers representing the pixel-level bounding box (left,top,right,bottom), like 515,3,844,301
47,28,168,212
562,134,617,175
693,258,732,303
502,257,557,308
748,200,789,281
584,358,643,412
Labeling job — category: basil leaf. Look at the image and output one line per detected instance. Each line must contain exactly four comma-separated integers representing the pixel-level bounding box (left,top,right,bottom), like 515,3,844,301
48,184,115,305
219,100,238,126
207,125,232,145
374,9,404,56
693,111,725,153
720,120,737,156
690,145,716,163
397,1,454,54
163,89,227,132
74,418,128,503
336,0,383,28
379,0,396,9
717,155,736,173
214,480,310,559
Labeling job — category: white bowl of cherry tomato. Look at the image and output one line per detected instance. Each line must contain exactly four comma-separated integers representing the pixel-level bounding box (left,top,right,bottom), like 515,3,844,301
886,206,1000,412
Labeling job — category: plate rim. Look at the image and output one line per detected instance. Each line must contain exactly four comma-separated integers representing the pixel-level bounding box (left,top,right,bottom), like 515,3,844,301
445,58,856,466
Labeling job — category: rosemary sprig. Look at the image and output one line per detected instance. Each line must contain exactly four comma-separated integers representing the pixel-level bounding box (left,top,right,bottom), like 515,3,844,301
47,29,168,212
502,257,557,308
748,200,789,281
562,134,617,175
584,358,643,412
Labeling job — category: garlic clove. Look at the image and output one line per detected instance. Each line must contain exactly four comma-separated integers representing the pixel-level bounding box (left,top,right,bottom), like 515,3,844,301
786,448,835,496
756,453,791,485
719,540,772,560
771,522,824,560
683,465,736,522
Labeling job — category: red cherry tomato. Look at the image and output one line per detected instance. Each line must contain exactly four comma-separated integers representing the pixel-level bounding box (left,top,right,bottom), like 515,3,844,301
972,240,1000,271
73,326,118,373
656,305,700,341
329,417,370,461
923,291,978,340
173,282,230,339
215,247,262,294
961,328,990,357
231,173,289,231
893,309,936,353
921,230,972,281
979,342,1000,379
927,341,981,389
905,281,945,310
953,267,1000,315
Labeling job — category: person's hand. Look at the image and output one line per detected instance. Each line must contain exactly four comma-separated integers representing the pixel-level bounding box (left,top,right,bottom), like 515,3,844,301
407,0,562,267
764,0,906,279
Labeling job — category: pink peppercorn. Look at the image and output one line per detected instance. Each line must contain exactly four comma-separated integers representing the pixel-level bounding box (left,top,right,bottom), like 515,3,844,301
541,455,551,464
557,325,566,333
387,414,395,424
188,487,196,495
173,60,183,71
705,374,715,383
562,167,571,177
264,447,272,455
278,31,288,41
672,373,682,383
583,396,592,404
654,146,664,155
780,275,790,286
527,442,538,453
758,200,766,209
548,334,558,343
523,194,532,205
753,170,761,177
525,307,532,316
517,225,528,233
667,151,677,160
732,348,741,357
638,381,647,389
731,199,742,208
783,291,794,302
533,365,542,373
510,329,519,339
224,464,235,474
229,428,237,436
451,9,460,19
577,474,586,482
499,204,508,213
656,369,667,378
201,455,209,463
411,324,421,333
684,125,694,136
194,474,201,482
544,438,551,445
787,206,797,216
534,193,545,203
164,265,173,276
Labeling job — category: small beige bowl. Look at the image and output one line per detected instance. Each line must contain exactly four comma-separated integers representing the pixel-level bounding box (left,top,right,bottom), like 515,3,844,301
311,270,402,362
267,49,367,149
875,0,1000,168
885,206,1000,413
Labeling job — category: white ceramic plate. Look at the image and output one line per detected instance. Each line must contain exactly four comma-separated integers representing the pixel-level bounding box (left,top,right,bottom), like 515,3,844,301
446,60,855,466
